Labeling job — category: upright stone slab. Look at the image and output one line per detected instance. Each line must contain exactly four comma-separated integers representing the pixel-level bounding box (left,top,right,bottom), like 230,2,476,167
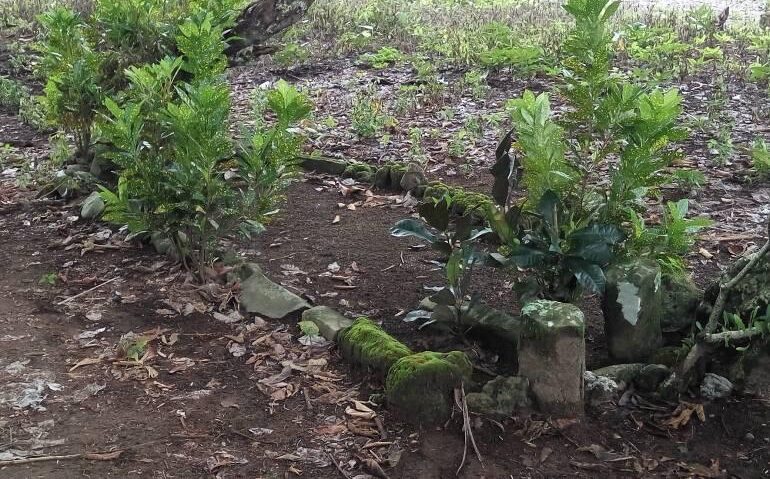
602,260,663,362
517,300,585,416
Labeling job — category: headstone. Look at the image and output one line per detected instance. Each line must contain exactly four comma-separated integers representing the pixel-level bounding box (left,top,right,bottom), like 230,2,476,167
518,300,585,415
80,191,105,220
602,260,663,362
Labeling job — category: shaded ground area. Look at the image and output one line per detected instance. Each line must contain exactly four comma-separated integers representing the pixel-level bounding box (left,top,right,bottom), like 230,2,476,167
1,171,770,477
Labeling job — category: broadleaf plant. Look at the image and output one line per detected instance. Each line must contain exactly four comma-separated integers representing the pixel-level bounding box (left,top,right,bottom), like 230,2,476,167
392,195,491,334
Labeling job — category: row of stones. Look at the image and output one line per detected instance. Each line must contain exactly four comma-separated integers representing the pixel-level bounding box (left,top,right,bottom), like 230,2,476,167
302,300,587,424
298,155,494,215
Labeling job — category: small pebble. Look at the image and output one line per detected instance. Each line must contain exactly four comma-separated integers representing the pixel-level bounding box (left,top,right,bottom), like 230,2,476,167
744,432,755,441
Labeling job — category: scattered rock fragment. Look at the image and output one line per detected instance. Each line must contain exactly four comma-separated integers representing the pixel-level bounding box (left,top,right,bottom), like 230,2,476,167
700,373,733,400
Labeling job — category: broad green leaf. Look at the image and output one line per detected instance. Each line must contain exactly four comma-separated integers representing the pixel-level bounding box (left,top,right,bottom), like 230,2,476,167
390,218,437,243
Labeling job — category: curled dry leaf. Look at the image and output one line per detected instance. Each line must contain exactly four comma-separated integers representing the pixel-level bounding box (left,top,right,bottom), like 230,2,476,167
662,402,705,430
206,451,248,472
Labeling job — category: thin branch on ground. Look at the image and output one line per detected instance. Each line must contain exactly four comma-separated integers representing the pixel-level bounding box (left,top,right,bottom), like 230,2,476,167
55,277,119,305
673,218,770,392
455,384,484,475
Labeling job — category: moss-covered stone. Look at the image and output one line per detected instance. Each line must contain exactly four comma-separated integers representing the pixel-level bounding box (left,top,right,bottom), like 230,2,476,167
343,162,375,183
386,162,408,187
373,165,392,188
385,351,472,425
592,363,645,384
400,163,426,192
467,376,531,417
298,155,348,175
649,346,687,368
422,182,493,217
661,274,702,333
337,318,412,375
635,364,670,393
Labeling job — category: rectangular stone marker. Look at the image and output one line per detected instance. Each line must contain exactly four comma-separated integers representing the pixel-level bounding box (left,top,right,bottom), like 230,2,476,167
518,300,585,416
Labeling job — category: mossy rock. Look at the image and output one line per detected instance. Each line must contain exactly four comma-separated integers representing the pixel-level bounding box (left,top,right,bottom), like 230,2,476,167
298,155,348,175
389,163,408,187
385,351,472,425
661,274,702,333
649,346,687,368
343,162,375,183
467,376,531,417
338,318,412,375
374,166,392,188
422,182,493,218
592,363,645,384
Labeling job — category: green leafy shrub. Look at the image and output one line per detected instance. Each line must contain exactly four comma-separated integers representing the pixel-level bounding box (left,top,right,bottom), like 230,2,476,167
35,0,241,161
351,85,391,138
392,196,491,333
487,190,624,302
98,12,312,275
480,45,544,74
37,6,103,159
0,75,30,111
359,46,402,68
627,199,712,276
751,137,770,176
485,0,698,300
273,42,310,67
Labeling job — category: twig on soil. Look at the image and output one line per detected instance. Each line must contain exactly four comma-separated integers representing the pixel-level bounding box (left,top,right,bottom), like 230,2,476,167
455,385,484,475
673,220,770,393
55,277,119,305
328,452,353,479
0,450,121,466
303,387,314,411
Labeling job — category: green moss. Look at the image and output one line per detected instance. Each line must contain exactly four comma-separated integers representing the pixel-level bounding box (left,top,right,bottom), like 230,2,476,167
338,318,412,374
343,162,375,182
374,165,392,188
385,351,472,424
423,181,493,217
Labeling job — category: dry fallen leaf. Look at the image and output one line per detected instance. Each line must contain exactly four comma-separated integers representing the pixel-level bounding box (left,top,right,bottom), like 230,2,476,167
69,357,102,372
662,402,705,429
578,444,634,462
678,459,724,478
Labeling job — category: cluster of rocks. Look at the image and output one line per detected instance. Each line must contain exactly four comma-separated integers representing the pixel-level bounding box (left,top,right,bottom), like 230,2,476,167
302,299,588,423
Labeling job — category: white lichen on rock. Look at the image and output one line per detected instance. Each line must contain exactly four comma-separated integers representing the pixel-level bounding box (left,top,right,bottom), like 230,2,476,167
616,281,641,326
